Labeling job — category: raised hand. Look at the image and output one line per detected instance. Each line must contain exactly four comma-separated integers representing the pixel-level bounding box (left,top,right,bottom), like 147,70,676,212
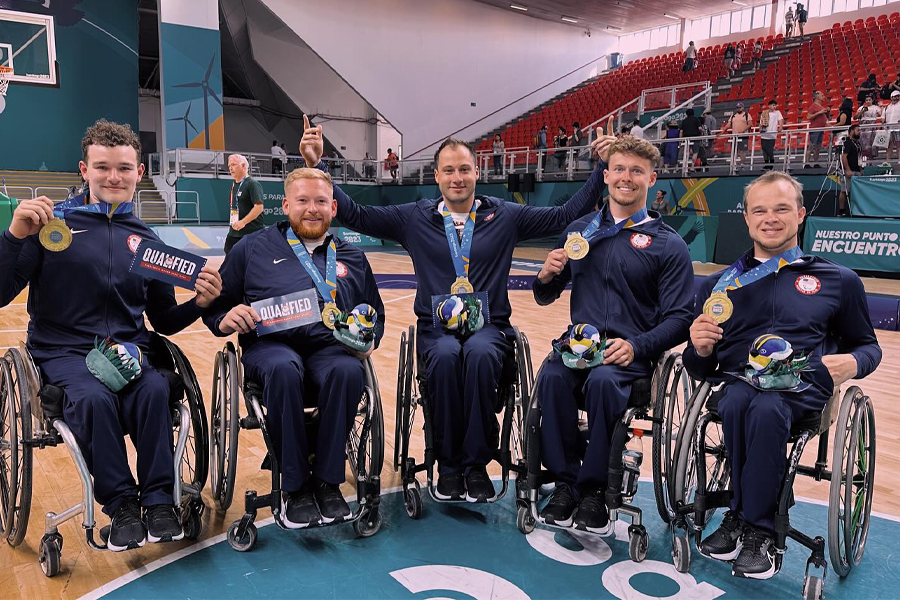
300,114,324,168
9,196,55,239
537,247,568,284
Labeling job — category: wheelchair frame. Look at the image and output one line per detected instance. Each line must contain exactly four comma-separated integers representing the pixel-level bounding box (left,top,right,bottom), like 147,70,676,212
393,325,534,519
208,342,385,552
663,380,876,600
514,350,691,563
0,333,209,577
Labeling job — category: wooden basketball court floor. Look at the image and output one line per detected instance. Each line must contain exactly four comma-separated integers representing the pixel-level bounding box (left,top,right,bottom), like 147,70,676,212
1,248,898,599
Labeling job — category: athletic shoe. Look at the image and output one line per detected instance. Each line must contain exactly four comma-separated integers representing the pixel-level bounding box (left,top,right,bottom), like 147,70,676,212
107,497,146,552
282,486,322,529
732,525,777,579
465,467,496,503
145,504,184,543
435,472,465,500
699,510,743,560
539,485,577,527
573,488,610,533
314,481,351,523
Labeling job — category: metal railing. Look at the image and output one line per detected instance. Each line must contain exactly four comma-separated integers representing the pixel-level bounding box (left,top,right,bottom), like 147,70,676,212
136,189,201,224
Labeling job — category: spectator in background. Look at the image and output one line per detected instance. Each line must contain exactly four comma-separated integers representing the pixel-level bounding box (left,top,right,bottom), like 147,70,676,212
271,139,282,174
329,149,341,177
385,148,398,182
703,108,718,165
491,134,505,176
651,190,670,214
536,125,549,171
784,6,794,38
805,91,830,168
630,119,645,140
363,151,376,178
751,40,763,72
889,73,900,96
554,125,568,172
722,102,753,171
664,120,681,172
856,95,883,158
837,97,854,129
858,74,880,103
279,143,288,169
797,3,808,36
760,99,784,170
683,41,697,73
839,124,863,216
680,108,704,169
724,44,735,78
570,122,584,167
732,43,744,75
884,91,900,165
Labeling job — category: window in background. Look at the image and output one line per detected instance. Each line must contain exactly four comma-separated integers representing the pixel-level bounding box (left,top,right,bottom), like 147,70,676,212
752,4,767,27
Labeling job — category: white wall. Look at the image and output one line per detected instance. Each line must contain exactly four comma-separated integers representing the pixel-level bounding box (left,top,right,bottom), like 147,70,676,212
257,0,616,158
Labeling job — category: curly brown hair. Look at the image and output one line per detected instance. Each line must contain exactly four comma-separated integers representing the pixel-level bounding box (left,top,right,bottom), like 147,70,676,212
81,119,142,163
607,136,660,168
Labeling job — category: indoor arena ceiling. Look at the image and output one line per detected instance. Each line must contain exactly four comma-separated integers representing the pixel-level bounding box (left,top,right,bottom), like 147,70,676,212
472,0,750,34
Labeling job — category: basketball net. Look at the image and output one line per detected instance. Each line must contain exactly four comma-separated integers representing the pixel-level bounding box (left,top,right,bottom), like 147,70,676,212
0,66,10,97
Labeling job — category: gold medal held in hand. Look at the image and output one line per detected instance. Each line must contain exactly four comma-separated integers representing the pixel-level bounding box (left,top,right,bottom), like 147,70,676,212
703,291,734,324
564,232,589,260
39,218,72,252
450,276,474,295
321,302,341,330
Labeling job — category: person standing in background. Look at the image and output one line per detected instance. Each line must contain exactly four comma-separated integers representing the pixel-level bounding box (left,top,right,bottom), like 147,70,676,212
797,3,808,36
751,40,763,72
225,153,265,255
271,140,282,175
491,134,505,177
805,91,830,168
784,6,795,38
760,99,785,170
683,41,697,73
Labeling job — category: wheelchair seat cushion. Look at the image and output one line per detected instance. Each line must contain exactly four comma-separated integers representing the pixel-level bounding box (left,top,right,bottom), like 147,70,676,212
627,377,652,408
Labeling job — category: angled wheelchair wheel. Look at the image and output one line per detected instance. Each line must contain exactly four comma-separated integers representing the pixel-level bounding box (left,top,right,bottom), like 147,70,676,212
829,386,876,577
511,328,533,464
394,326,416,477
210,344,241,511
651,352,694,523
347,359,384,488
1,350,32,547
393,327,410,471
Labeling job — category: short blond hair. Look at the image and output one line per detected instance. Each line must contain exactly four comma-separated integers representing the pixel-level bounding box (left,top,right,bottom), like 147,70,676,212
743,171,804,210
284,167,333,193
607,136,661,168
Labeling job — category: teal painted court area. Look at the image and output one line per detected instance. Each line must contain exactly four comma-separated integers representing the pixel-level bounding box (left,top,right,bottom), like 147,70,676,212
93,485,900,600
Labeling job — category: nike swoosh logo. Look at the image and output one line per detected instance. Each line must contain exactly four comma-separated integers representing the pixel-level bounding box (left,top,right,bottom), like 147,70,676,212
69,229,88,234
273,258,287,264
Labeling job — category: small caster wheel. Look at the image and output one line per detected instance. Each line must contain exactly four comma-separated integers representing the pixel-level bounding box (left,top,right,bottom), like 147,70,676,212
404,482,423,520
628,527,649,563
39,534,62,577
227,521,257,552
672,535,691,573
516,505,535,534
183,506,203,540
803,575,824,600
354,508,383,538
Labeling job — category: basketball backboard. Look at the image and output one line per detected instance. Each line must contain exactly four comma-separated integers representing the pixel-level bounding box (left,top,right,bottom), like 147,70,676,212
0,8,57,86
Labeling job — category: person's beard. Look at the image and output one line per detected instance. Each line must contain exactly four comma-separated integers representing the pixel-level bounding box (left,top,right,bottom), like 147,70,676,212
291,216,330,240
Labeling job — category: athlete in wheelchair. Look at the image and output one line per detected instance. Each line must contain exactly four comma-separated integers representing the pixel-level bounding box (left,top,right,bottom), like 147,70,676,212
0,120,219,574
516,137,694,562
668,172,881,597
203,168,386,550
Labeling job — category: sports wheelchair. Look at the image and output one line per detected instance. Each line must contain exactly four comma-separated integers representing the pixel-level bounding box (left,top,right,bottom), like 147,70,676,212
0,333,209,577
662,379,875,600
393,325,534,518
516,350,693,562
209,342,384,551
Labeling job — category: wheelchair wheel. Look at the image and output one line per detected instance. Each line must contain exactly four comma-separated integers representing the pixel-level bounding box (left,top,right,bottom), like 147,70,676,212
160,337,209,497
347,359,384,488
651,352,694,523
393,327,409,471
227,520,257,552
828,386,876,577
516,505,535,534
404,481,423,519
210,344,240,511
353,507,383,538
394,326,416,476
1,350,32,547
511,328,533,464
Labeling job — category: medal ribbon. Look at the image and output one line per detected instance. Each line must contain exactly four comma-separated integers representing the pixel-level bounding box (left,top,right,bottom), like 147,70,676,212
229,179,245,213
578,208,648,244
440,203,476,281
286,228,338,307
53,195,133,219
712,246,804,293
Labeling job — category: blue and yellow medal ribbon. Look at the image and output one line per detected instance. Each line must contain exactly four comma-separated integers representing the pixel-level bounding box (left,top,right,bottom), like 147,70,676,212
286,228,340,328
565,208,648,260
441,203,477,293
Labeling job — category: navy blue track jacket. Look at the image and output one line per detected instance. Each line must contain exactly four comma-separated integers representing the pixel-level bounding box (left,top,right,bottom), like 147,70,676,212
0,194,203,361
322,161,606,327
533,207,694,363
202,221,385,352
683,249,882,410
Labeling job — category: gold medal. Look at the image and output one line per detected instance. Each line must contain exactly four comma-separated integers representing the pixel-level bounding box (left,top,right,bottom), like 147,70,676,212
450,276,474,295
39,218,72,252
564,233,590,260
703,291,734,324
321,302,341,330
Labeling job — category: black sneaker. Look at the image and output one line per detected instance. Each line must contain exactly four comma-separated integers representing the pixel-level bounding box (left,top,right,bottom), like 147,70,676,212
435,472,465,501
145,504,184,543
732,525,777,579
281,487,322,529
314,481,351,523
540,485,577,527
465,467,496,503
699,510,743,560
107,498,146,552
573,489,610,533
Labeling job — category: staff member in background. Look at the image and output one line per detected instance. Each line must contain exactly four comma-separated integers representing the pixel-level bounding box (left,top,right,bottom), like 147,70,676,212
651,189,670,214
225,153,265,255
838,124,863,217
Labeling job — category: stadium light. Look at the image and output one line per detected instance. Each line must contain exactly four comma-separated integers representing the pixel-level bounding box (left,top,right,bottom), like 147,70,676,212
561,16,579,23
662,13,681,20
509,4,528,11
